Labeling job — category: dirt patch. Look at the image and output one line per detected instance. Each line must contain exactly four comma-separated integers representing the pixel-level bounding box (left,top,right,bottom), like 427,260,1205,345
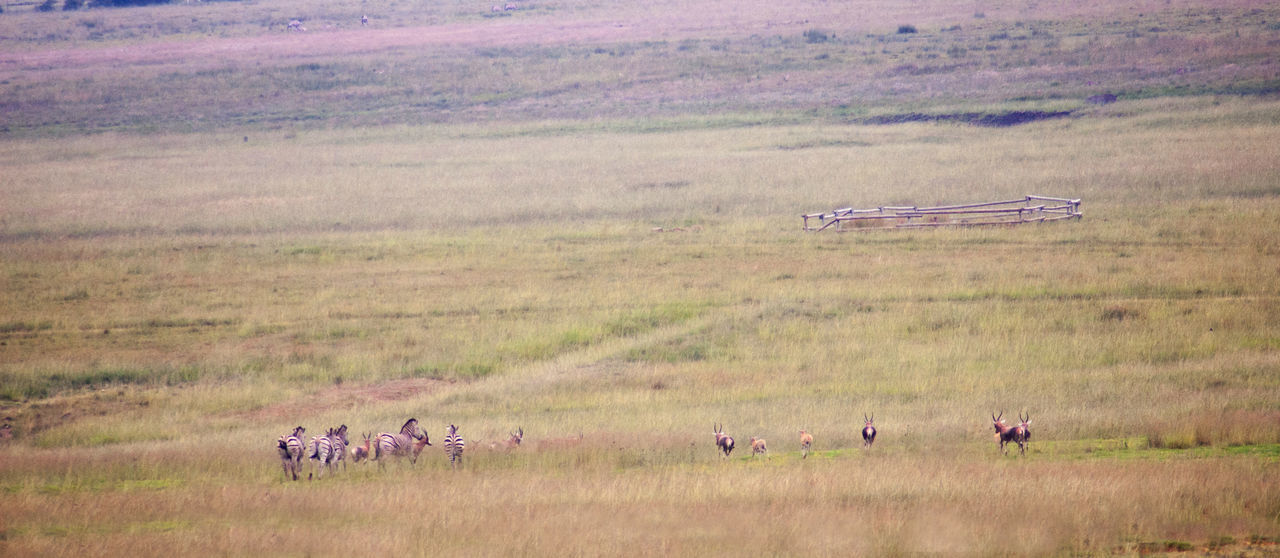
232,377,451,422
861,110,1074,127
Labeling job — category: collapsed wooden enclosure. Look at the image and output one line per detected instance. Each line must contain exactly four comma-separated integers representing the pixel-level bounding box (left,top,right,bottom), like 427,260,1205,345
802,195,1082,232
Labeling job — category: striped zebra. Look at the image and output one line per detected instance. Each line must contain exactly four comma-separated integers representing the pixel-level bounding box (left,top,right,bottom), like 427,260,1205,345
308,428,335,479
276,426,305,481
329,425,349,472
443,424,465,469
376,418,431,466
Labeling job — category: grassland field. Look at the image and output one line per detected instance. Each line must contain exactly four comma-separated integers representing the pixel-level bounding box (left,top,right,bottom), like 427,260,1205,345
1,0,1280,555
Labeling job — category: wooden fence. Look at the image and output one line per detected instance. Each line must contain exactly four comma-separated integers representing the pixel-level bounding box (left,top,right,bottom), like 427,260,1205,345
802,195,1082,232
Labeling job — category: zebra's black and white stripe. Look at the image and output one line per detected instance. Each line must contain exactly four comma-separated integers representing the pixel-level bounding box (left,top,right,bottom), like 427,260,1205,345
277,426,305,481
376,418,430,465
329,424,349,472
443,424,465,469
309,428,334,479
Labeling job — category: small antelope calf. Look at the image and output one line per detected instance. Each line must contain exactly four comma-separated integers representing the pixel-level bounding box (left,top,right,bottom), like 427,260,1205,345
350,432,372,463
713,423,735,458
862,414,877,448
799,429,813,459
749,436,767,457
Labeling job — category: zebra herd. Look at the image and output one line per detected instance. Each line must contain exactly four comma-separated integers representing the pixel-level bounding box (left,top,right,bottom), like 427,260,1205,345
276,418,524,480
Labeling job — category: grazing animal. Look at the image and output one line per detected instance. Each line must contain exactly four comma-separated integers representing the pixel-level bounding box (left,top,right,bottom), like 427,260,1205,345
287,19,306,32
277,426,305,481
443,424,465,469
1015,412,1032,455
490,427,524,450
749,436,768,457
713,423,735,458
992,412,1023,455
350,432,372,463
308,429,334,479
376,418,432,466
329,425,349,471
360,14,368,26
504,2,517,10
799,429,813,459
862,414,877,448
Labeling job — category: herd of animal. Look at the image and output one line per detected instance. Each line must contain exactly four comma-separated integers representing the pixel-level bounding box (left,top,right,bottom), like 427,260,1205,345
275,412,1032,480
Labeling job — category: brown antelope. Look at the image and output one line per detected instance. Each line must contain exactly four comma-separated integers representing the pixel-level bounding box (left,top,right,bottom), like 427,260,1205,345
799,429,813,459
489,427,523,450
992,412,1023,455
862,414,877,448
350,432,372,463
1015,412,1032,455
713,423,735,458
749,436,767,457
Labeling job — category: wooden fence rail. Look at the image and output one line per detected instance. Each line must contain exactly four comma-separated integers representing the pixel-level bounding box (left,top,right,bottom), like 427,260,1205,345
802,195,1081,232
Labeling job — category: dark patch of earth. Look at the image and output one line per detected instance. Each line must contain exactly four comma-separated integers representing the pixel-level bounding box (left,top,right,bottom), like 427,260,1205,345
862,110,1074,127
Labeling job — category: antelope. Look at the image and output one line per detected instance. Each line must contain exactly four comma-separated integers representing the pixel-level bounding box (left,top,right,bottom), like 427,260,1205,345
350,432,372,463
799,429,813,459
992,412,1023,455
862,414,877,448
1015,412,1032,455
287,19,306,32
360,14,368,26
500,427,524,450
749,436,768,457
713,423,735,458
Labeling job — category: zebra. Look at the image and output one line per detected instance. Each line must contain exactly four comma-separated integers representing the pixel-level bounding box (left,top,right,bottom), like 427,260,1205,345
443,424,465,469
329,425,349,472
277,426,305,481
376,418,431,466
308,428,335,479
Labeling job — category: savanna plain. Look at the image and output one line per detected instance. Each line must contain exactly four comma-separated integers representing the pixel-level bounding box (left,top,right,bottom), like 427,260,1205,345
1,0,1279,555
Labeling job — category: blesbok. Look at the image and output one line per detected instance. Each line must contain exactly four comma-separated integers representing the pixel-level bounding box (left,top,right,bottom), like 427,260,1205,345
350,432,372,463
1015,412,1032,455
749,436,768,457
992,412,1023,455
376,418,432,466
277,426,305,481
713,423,735,458
799,429,813,459
862,414,877,448
360,14,368,26
501,427,524,450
